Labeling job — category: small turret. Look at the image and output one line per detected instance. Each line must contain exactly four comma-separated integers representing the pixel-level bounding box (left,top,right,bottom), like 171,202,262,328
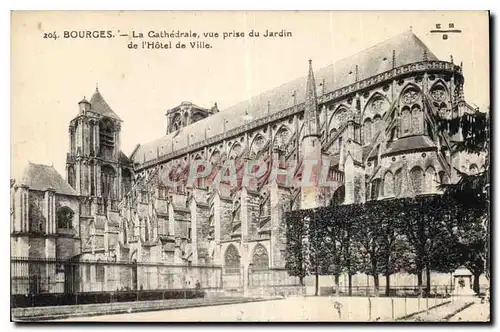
78,97,91,114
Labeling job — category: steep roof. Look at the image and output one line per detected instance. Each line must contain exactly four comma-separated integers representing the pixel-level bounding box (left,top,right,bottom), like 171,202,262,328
132,31,439,164
384,135,436,155
89,88,122,121
18,163,77,196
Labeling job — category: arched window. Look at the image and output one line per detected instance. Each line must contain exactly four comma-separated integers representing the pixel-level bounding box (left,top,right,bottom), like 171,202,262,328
411,105,422,134
171,114,181,132
330,108,349,131
251,244,269,269
330,185,345,206
371,179,381,200
469,164,479,175
394,169,402,197
122,168,132,196
425,167,436,193
57,207,74,229
401,107,411,135
383,172,394,197
67,166,76,189
96,259,105,283
363,118,372,144
224,244,240,270
410,167,424,194
274,126,291,150
101,165,116,200
99,118,115,159
90,163,95,195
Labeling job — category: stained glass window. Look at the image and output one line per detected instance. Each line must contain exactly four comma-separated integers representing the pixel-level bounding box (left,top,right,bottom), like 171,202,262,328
252,244,269,269
401,108,411,134
411,105,422,134
224,244,240,268
410,167,424,194
383,172,394,196
57,207,74,229
425,167,436,192
394,169,402,197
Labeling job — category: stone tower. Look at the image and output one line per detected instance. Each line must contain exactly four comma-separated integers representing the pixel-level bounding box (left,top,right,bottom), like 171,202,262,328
66,87,133,206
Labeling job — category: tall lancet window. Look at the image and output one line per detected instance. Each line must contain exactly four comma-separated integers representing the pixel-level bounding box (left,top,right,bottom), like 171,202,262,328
383,172,394,197
99,118,115,159
68,166,76,189
101,165,116,200
410,167,424,194
401,107,411,135
393,169,402,197
363,118,372,144
411,105,423,134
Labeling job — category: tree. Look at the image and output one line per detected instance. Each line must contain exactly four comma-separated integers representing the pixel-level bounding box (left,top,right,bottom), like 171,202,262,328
353,209,385,296
436,108,490,291
396,197,458,295
285,210,307,285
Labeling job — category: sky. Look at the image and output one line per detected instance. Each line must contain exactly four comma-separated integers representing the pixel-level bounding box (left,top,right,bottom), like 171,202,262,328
11,11,489,180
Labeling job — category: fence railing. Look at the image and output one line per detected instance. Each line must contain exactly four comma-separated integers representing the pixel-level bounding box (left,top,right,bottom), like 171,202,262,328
11,257,223,297
248,268,302,288
320,284,489,297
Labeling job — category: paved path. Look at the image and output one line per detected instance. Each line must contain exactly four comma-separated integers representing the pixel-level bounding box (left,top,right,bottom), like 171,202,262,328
55,296,452,322
447,300,490,322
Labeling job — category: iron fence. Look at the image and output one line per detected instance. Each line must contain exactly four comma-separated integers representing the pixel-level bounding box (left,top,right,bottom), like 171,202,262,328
11,256,223,307
248,268,302,288
322,284,489,297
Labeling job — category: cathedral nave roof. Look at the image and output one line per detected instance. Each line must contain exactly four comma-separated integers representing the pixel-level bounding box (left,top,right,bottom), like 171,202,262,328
133,31,438,165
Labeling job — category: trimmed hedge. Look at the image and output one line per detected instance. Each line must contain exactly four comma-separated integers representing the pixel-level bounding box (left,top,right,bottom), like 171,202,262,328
11,288,206,308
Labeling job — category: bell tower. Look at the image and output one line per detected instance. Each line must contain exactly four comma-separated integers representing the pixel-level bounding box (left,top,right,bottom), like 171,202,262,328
66,87,132,204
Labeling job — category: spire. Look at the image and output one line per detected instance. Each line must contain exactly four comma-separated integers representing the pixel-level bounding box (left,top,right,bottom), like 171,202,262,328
392,50,396,69
304,59,320,138
423,49,428,62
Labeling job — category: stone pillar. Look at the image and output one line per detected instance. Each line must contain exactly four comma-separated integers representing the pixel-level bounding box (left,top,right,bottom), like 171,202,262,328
213,192,222,265
269,180,285,268
96,163,102,197
68,126,73,156
344,155,355,205
240,188,250,296
44,190,51,234
95,121,99,154
189,199,198,263
104,220,110,261
75,162,81,195
13,186,22,232
117,167,122,200
114,124,120,159
168,202,175,236
90,264,96,292
88,162,92,196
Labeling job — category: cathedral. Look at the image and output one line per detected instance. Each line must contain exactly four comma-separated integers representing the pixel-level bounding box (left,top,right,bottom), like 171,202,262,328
11,31,486,295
